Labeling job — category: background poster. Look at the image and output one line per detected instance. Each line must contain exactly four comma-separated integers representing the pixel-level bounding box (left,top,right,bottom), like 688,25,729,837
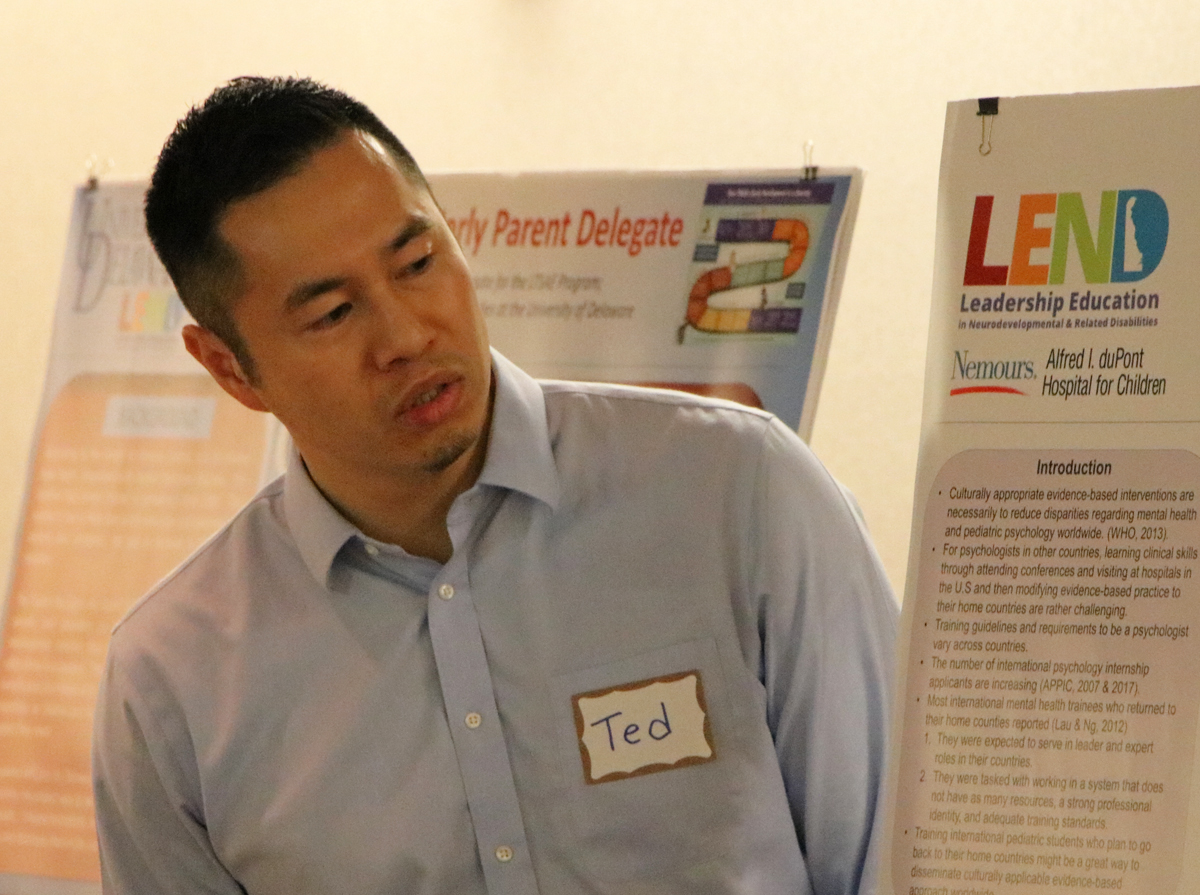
0,167,858,889
881,87,1200,895
0,184,272,891
428,169,861,437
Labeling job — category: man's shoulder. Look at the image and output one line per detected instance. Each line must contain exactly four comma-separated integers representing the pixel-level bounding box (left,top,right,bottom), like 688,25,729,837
528,378,834,503
536,378,778,439
531,377,864,523
110,475,291,641
534,378,827,471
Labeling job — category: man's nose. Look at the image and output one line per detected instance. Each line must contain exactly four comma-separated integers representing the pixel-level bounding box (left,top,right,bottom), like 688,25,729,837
368,284,435,368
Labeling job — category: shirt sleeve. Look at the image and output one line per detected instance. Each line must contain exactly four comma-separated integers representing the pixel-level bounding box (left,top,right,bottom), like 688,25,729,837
92,644,245,895
753,417,899,895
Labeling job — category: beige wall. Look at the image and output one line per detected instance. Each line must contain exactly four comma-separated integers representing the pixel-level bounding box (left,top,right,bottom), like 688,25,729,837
3,0,1200,599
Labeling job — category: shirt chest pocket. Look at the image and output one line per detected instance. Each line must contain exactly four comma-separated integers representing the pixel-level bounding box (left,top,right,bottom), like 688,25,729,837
549,637,741,883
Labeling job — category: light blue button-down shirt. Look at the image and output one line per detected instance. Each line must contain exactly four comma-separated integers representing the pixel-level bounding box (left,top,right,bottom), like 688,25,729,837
94,350,898,895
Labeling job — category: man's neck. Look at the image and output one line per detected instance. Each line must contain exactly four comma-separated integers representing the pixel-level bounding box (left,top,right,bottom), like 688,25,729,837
303,431,489,565
302,368,497,563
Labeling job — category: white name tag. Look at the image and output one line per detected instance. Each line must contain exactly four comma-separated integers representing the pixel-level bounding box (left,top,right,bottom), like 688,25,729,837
572,670,715,784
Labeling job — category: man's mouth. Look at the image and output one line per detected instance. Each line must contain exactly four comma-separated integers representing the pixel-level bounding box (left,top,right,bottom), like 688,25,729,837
410,384,444,409
398,378,462,427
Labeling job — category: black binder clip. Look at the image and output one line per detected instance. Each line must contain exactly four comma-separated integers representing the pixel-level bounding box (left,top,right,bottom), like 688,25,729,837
976,97,999,156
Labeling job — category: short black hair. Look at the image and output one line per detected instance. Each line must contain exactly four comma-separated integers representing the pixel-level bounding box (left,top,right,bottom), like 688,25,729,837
145,76,428,377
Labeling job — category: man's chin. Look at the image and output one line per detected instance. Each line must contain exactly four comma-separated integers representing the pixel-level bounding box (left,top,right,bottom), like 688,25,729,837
421,432,479,475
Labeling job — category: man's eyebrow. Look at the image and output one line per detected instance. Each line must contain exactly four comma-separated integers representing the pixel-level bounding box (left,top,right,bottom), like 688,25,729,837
387,215,433,253
284,216,436,311
286,276,346,311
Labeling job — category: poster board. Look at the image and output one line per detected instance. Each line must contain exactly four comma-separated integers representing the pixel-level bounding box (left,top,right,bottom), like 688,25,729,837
428,169,862,436
0,184,273,892
881,86,1200,895
0,166,859,890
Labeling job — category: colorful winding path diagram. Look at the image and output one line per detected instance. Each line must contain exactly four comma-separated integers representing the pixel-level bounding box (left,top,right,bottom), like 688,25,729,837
681,217,809,339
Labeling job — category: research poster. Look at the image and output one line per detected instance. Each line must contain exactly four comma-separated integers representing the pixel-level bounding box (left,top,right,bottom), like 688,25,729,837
882,87,1200,895
427,168,861,437
0,183,273,888
1,167,859,888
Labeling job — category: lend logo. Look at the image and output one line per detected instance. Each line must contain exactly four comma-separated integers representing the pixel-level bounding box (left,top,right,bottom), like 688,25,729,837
964,191,1168,287
950,350,1035,396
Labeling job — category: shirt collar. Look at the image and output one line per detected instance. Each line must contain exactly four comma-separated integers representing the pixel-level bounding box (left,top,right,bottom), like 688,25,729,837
283,348,560,587
476,349,560,510
282,445,359,588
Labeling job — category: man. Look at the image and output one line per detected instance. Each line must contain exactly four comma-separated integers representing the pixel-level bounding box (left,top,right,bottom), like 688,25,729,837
93,76,898,895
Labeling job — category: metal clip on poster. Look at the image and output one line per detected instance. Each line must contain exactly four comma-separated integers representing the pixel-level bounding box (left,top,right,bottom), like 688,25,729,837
75,156,116,313
976,96,999,155
83,154,114,190
803,140,818,180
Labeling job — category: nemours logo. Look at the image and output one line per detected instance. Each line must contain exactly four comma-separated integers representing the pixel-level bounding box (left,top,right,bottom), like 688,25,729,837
950,350,1035,396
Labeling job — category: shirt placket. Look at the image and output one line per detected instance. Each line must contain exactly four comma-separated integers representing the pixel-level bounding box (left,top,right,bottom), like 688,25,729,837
427,491,539,895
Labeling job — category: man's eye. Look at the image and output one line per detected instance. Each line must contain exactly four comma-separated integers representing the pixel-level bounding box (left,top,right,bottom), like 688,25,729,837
311,302,352,329
400,252,434,277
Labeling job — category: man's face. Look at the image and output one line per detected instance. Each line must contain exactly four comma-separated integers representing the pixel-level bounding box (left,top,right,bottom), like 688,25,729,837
209,130,492,496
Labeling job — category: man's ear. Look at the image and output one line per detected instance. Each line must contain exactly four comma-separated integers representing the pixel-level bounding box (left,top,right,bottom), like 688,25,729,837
182,324,269,413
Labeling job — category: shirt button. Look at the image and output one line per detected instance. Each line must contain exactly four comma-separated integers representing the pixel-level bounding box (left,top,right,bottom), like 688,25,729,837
438,584,455,600
465,712,482,729
494,845,513,863
363,543,379,557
